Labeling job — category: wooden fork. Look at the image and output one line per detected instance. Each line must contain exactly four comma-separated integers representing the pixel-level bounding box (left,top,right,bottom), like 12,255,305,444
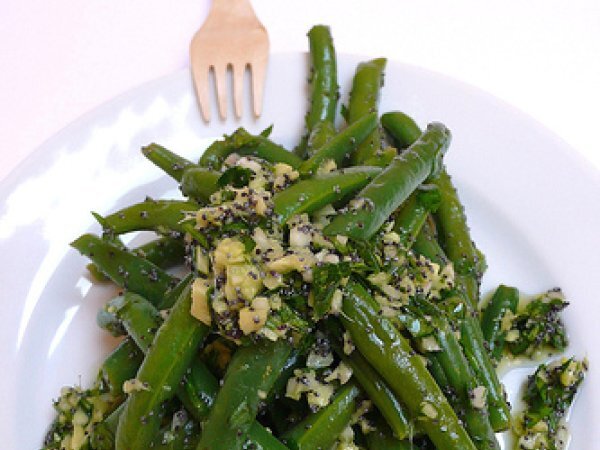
190,0,269,121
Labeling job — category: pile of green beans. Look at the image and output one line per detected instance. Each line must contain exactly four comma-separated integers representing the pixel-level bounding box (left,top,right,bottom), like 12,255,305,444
43,23,584,450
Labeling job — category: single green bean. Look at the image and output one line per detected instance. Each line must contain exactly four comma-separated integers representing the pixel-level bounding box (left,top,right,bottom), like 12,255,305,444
296,25,339,158
305,120,336,159
481,285,519,363
273,166,381,224
393,185,441,251
130,236,185,269
199,128,302,170
99,338,143,398
305,25,339,128
365,418,415,450
196,339,292,450
347,58,387,165
71,234,178,308
362,145,397,168
460,315,511,431
299,112,378,175
282,383,360,450
116,281,209,450
245,421,291,450
340,279,476,450
411,218,449,266
381,112,422,150
151,410,201,450
97,301,126,337
324,122,451,240
180,167,221,203
142,143,196,182
431,168,486,308
98,199,198,237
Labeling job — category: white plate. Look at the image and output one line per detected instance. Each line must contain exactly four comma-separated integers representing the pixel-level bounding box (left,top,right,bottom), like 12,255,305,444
1,53,598,449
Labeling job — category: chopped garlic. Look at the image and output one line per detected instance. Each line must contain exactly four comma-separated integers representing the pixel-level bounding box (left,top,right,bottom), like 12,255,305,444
324,361,353,384
123,378,150,394
238,297,270,335
224,263,263,301
343,331,355,355
306,349,334,369
213,238,246,272
470,386,487,409
191,278,212,325
420,401,438,419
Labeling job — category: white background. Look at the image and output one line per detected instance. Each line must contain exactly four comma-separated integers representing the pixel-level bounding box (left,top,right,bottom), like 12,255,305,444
1,0,599,181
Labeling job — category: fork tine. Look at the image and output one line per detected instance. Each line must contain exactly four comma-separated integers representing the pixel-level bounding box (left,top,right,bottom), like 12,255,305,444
232,63,246,119
213,64,229,120
191,62,211,122
250,61,267,117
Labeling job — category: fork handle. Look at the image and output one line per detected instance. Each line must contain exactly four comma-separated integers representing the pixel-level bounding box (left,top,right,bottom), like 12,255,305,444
206,0,259,22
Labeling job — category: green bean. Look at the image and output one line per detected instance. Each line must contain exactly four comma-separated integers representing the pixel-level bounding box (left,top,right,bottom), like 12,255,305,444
362,145,397,167
347,58,387,165
97,277,192,387
365,418,415,450
342,349,411,439
412,302,499,450
299,112,378,176
273,166,381,224
98,199,198,237
90,238,185,327
381,112,422,150
116,281,209,450
410,228,511,431
133,236,186,269
411,218,449,266
199,127,302,170
97,301,126,337
152,410,201,450
481,285,519,363
180,167,221,203
393,185,441,251
111,281,293,448
196,339,292,450
305,25,339,127
326,318,411,440
296,25,339,158
282,383,360,450
427,356,450,394
340,279,476,450
431,168,486,308
71,234,178,308
140,143,221,204
85,234,125,282
110,292,218,421
324,122,451,240
142,143,196,182
99,338,143,398
305,120,336,158
460,315,511,431
245,421,291,450
90,404,125,450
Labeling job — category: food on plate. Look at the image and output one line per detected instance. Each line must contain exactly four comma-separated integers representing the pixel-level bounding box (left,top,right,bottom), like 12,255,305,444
42,25,585,450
